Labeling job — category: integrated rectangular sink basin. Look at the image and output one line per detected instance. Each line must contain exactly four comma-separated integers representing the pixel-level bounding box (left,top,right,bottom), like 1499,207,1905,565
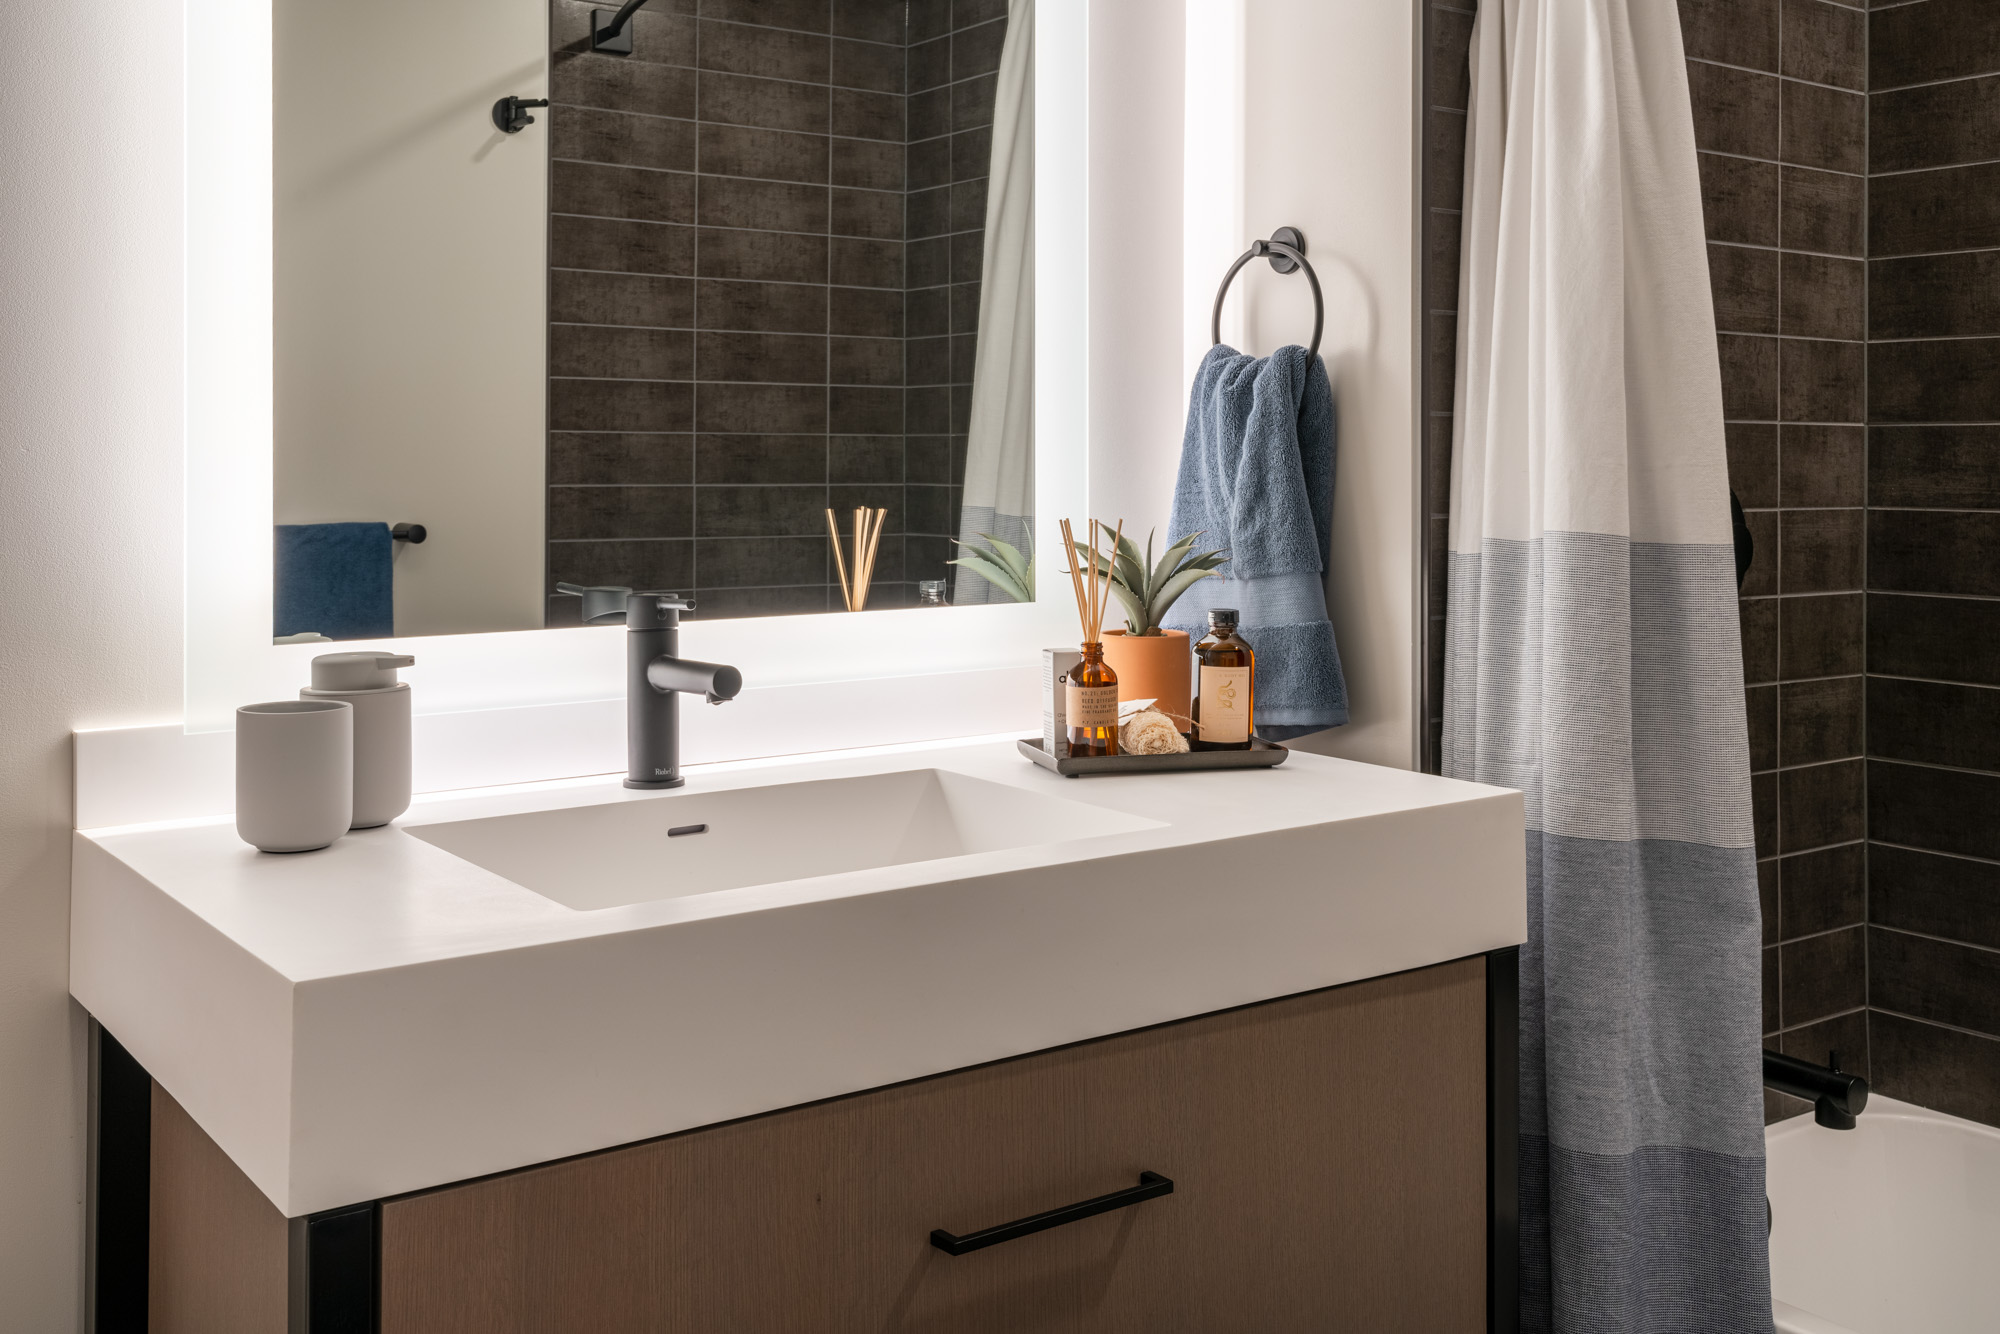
407,768,1165,911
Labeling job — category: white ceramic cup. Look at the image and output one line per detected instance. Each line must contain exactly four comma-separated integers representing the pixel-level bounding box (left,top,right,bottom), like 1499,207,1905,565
235,700,354,852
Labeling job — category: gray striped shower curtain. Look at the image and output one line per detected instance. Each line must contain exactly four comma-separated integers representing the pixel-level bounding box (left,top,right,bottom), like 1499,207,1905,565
1445,2,1773,1330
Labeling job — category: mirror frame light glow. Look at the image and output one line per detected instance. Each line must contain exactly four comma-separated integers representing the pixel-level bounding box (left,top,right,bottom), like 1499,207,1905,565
185,0,1089,732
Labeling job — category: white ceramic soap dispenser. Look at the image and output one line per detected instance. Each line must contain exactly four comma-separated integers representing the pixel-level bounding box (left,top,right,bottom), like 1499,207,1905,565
301,651,416,828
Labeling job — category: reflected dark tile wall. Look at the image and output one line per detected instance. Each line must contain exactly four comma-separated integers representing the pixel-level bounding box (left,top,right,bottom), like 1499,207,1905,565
1865,0,2000,1131
903,0,1005,594
1420,0,1474,772
544,0,1005,622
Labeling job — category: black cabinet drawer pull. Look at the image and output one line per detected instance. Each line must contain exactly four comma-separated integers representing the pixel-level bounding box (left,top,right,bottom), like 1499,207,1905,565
929,1171,1174,1255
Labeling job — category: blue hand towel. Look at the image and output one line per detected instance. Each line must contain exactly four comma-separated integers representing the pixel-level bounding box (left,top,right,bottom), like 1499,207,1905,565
1162,344,1348,739
275,523,394,640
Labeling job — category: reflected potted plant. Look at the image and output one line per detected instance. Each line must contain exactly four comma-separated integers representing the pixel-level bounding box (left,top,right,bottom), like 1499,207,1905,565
947,532,1034,603
1086,528,1228,718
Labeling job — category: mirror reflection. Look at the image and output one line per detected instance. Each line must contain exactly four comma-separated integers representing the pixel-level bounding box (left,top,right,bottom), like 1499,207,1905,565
273,0,1034,641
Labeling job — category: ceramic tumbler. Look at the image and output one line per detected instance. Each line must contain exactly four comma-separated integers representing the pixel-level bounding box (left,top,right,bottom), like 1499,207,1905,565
235,700,354,852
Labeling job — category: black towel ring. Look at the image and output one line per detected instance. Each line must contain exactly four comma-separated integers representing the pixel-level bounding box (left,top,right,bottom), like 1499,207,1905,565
1211,226,1324,361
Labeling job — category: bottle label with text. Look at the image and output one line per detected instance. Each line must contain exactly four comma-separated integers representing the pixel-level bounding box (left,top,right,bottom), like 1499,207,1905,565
1198,666,1251,743
1066,682,1119,729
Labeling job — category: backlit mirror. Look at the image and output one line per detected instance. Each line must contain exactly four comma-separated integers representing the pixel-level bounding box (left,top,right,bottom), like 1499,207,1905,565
273,0,1034,640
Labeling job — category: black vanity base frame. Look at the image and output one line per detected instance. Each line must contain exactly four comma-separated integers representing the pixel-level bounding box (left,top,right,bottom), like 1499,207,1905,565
90,1027,376,1334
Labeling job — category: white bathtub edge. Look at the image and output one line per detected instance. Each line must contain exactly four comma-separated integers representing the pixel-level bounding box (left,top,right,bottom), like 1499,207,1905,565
1774,1298,1860,1334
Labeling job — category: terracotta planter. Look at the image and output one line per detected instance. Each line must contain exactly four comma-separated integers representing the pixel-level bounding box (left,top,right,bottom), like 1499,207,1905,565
1101,629,1192,719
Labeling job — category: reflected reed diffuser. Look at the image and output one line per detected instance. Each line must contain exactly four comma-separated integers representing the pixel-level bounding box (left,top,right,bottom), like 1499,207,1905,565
1060,518,1122,756
827,507,888,611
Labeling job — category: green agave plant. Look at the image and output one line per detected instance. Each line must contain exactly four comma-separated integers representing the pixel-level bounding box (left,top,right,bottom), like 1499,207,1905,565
948,532,1035,603
1087,527,1228,636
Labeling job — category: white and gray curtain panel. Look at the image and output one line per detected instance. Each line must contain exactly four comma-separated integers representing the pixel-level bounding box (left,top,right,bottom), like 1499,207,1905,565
1445,1,1771,1330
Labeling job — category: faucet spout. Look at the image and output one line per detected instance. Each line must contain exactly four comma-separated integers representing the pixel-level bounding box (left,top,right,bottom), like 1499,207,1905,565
647,656,742,704
1763,1049,1868,1130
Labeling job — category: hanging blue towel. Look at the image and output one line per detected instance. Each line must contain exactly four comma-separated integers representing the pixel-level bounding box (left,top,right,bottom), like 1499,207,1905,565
1162,344,1347,739
275,523,394,640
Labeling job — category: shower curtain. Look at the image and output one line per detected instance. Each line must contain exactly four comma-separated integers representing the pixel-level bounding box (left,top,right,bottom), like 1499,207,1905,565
1444,3,1771,1331
953,0,1033,603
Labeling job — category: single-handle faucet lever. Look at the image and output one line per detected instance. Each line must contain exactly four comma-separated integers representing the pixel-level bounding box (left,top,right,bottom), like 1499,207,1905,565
555,584,742,789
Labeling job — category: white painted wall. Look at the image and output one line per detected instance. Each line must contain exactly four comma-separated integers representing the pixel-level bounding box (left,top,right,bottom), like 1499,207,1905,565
0,1,1415,1321
1095,0,1420,771
0,0,186,1324
273,0,547,638
1242,0,1420,770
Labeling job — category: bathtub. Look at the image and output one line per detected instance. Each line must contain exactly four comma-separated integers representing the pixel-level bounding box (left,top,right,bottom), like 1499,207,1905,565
1767,1093,2000,1334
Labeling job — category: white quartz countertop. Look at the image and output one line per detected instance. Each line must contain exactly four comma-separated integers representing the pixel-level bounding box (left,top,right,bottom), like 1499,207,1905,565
72,736,1524,1217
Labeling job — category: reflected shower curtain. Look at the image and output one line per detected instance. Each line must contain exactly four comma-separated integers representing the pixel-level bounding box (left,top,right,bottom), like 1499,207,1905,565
953,0,1033,603
1444,2,1771,1330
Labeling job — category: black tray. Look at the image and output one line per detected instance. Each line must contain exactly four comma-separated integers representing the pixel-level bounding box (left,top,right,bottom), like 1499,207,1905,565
1017,736,1289,777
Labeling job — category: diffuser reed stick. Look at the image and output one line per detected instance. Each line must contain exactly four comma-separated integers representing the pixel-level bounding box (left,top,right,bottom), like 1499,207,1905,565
852,507,868,608
1088,519,1100,637
1058,517,1122,642
827,509,855,611
857,506,886,609
1059,518,1090,636
1100,519,1122,638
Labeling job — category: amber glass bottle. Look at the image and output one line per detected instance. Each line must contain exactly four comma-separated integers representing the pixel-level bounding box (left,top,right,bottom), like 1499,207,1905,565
1066,642,1120,756
1192,609,1254,750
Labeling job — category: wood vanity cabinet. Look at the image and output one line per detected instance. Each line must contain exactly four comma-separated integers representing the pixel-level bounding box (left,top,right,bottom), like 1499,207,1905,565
141,956,1497,1333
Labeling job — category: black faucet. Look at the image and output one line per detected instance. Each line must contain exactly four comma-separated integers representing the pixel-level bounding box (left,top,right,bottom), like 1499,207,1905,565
1763,1049,1869,1130
557,584,742,789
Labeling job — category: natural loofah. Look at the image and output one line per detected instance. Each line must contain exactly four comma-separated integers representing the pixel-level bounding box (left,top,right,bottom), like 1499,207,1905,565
1119,708,1191,755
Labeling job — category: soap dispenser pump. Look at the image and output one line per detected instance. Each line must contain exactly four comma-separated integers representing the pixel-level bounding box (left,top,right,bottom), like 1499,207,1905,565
301,652,416,828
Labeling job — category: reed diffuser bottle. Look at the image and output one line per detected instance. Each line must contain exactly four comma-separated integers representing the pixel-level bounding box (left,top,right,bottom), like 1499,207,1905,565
1193,607,1255,750
1061,518,1123,756
1067,641,1119,756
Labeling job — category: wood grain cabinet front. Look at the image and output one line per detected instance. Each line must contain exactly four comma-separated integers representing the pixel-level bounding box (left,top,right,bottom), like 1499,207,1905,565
377,958,1487,1333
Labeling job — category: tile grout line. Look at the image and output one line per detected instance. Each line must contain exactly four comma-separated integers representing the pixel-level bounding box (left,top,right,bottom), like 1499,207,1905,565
691,24,702,591
1867,1006,2000,1046
1859,0,1872,1067
1775,0,1787,992
1687,54,1865,100
1868,837,2000,871
1869,923,2000,960
1867,753,2000,781
1698,147,1863,181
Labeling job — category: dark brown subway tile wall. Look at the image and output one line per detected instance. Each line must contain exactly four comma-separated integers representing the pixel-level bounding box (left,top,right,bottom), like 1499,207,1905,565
1866,0,2000,1130
1685,11,1869,1075
542,0,1005,622
1685,0,1870,1117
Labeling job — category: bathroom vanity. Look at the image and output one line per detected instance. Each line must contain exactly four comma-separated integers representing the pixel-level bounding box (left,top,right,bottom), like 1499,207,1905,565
74,739,1523,1332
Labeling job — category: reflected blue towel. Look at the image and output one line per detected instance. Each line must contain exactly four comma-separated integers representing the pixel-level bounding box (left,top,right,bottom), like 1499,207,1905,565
275,523,393,640
1162,344,1347,739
